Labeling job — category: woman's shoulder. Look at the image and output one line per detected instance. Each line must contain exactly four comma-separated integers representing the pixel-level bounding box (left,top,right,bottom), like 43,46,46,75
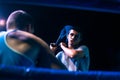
78,45,89,56
78,45,89,50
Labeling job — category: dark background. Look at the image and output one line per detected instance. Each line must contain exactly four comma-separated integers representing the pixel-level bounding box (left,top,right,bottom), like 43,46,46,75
0,2,120,71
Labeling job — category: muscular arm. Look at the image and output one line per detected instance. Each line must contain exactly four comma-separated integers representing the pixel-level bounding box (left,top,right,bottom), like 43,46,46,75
9,30,52,53
7,30,52,53
60,42,84,58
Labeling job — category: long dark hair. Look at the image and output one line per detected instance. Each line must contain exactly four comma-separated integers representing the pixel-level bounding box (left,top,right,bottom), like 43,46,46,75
55,25,82,46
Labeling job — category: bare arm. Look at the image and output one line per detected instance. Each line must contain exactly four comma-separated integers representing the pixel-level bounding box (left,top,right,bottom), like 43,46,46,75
60,42,84,58
13,30,53,54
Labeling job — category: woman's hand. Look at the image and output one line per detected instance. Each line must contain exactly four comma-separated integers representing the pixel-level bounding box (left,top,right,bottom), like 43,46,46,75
60,42,67,47
50,43,57,53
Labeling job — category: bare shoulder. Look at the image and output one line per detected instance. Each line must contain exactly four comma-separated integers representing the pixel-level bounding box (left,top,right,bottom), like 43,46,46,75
7,30,50,53
17,30,49,47
7,30,48,46
77,45,89,50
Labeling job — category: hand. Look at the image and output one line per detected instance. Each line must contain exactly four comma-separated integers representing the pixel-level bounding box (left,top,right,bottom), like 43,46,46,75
60,42,67,47
50,43,57,53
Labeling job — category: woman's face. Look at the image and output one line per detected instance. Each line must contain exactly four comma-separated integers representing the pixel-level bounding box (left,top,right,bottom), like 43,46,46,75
67,29,81,47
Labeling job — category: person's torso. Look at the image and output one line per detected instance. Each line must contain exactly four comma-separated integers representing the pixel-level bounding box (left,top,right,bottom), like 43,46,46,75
56,45,90,71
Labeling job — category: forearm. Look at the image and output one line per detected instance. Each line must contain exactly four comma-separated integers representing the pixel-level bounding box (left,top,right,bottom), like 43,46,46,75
60,43,84,58
60,44,78,58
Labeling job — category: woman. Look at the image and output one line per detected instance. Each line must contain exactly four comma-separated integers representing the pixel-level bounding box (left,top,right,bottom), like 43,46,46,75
50,25,90,71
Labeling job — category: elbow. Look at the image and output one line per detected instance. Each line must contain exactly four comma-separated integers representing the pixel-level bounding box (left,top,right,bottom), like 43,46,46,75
70,50,83,58
70,55,74,58
69,52,77,58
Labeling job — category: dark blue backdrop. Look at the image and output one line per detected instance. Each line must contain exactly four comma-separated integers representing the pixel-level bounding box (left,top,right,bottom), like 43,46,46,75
0,2,120,71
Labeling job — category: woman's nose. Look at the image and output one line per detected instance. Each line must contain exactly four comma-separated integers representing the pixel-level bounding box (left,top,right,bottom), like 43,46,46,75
71,35,75,39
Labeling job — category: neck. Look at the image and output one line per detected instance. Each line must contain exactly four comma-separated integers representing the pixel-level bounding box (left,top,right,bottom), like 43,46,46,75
7,28,17,31
7,29,15,32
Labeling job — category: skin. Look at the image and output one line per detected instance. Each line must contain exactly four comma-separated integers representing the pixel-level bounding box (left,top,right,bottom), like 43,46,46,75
50,29,84,58
60,29,84,58
6,26,66,70
4,10,67,70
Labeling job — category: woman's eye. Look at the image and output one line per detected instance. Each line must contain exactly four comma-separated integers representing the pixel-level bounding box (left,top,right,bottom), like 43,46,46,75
70,33,74,36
